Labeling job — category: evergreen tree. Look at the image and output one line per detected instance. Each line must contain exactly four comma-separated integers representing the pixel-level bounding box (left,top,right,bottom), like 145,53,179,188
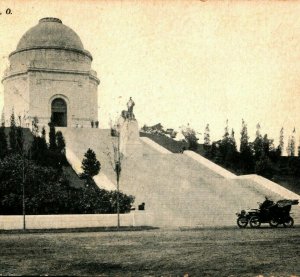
9,111,17,151
286,136,292,156
224,128,238,167
253,123,263,160
31,128,48,164
48,120,57,151
203,124,211,156
278,127,284,156
240,119,249,153
255,154,274,178
223,119,230,141
56,131,66,153
290,128,296,156
266,135,279,163
262,134,272,157
255,134,277,178
1,110,5,127
219,120,230,164
81,148,101,178
231,129,237,149
16,126,24,153
286,128,296,157
239,119,254,172
0,126,8,159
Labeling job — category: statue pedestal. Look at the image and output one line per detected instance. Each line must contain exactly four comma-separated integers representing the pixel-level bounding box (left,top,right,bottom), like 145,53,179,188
119,119,142,157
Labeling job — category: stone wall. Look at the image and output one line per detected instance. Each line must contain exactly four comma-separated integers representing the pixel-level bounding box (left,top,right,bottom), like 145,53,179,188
0,211,153,230
3,75,29,126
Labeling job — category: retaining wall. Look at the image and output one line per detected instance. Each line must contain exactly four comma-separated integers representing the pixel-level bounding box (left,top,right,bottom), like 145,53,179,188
237,175,300,206
183,150,300,204
0,212,153,230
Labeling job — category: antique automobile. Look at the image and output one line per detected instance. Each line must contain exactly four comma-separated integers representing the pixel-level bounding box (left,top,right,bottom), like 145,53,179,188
236,208,258,228
236,198,299,228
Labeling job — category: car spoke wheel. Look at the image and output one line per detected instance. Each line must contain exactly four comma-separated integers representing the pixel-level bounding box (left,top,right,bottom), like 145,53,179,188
237,217,248,228
269,219,278,228
283,217,294,228
249,216,261,228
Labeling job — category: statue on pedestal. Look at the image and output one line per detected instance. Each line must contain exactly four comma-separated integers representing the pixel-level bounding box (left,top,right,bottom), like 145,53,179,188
114,97,140,156
126,97,135,120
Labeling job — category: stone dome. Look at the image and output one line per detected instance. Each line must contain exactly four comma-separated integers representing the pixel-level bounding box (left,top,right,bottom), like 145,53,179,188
14,17,91,58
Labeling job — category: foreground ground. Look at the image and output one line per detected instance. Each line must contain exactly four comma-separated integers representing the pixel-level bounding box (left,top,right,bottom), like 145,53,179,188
0,227,299,276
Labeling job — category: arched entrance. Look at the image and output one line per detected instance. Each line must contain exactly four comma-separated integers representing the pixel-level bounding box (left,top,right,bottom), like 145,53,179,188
51,98,67,127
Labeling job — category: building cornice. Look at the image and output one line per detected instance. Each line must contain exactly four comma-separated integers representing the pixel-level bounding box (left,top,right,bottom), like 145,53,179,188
9,46,93,61
1,67,100,85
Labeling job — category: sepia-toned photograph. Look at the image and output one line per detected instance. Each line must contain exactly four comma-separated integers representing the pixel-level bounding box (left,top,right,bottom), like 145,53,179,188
0,1,299,276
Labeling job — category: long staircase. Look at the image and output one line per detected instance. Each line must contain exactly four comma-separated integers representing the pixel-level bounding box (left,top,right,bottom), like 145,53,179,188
60,127,300,227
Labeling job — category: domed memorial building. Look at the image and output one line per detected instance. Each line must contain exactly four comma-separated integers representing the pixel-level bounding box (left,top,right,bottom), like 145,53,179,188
2,17,99,127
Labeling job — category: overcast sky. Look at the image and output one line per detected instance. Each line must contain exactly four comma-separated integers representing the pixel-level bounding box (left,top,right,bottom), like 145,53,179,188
0,0,299,150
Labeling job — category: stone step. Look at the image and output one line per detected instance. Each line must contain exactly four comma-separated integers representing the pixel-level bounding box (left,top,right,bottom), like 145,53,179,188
60,127,300,227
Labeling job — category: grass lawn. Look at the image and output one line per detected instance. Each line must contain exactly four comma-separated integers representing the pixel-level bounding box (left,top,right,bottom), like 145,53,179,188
0,227,299,276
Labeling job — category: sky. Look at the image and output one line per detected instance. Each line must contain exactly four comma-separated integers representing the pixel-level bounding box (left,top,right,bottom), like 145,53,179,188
0,0,300,151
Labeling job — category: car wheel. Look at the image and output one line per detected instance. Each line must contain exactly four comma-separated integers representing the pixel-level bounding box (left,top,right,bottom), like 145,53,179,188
237,216,248,228
283,217,294,228
269,219,279,228
249,216,261,228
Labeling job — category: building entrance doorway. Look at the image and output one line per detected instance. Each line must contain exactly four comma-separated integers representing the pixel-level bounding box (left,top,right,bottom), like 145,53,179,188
51,98,67,127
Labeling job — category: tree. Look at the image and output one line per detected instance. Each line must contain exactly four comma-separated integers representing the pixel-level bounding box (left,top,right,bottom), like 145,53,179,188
240,119,249,153
286,137,292,156
290,128,296,156
81,148,101,178
288,157,300,177
141,124,148,132
0,126,8,159
218,120,230,164
181,124,199,151
9,111,17,151
239,119,254,172
16,126,24,153
0,138,134,215
267,135,280,163
225,128,238,167
1,110,5,127
287,128,296,156
255,154,274,178
223,119,230,141
203,124,211,156
262,134,274,157
48,120,57,151
278,127,284,156
56,131,66,153
31,134,48,164
231,129,237,150
253,123,263,161
218,121,238,168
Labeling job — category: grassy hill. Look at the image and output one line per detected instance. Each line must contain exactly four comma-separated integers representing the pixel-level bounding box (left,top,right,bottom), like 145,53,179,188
140,131,205,155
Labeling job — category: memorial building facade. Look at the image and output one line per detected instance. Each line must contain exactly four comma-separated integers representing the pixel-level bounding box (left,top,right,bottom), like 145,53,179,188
2,17,99,127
